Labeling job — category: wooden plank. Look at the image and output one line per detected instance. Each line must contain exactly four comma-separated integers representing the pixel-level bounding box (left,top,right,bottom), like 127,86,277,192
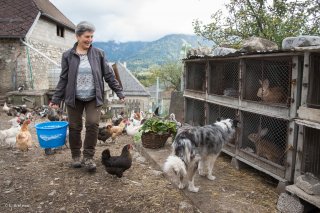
301,52,310,106
297,106,320,123
295,119,320,130
112,63,123,89
286,185,320,208
285,56,300,181
294,46,320,51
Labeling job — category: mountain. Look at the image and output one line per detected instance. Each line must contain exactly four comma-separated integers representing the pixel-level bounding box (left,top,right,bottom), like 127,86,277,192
93,34,214,71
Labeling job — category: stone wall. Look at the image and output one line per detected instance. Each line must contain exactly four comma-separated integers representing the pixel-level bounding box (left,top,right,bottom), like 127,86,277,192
0,18,76,94
26,17,75,90
0,39,28,96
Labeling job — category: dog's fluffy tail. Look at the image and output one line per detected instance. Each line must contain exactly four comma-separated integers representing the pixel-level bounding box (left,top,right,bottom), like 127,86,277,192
163,155,187,177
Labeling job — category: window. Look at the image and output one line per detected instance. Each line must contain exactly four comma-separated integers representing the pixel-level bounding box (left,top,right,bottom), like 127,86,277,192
57,25,65,37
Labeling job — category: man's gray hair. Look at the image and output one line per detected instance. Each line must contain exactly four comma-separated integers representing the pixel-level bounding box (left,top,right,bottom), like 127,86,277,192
75,21,95,36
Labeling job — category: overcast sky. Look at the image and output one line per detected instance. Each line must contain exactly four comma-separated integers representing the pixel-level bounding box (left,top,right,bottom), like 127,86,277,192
50,0,226,42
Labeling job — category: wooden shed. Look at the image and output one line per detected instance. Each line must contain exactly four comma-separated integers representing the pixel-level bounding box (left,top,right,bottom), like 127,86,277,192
183,49,306,188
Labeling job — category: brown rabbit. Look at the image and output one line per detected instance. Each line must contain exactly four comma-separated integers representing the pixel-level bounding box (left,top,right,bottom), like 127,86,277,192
257,79,285,103
248,128,283,164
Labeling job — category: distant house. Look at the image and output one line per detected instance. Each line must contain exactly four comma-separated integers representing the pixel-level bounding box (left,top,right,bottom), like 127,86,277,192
105,62,150,113
146,83,174,115
0,0,75,100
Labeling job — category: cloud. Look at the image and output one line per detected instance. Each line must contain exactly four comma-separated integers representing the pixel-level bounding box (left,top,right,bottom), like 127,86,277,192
50,0,225,42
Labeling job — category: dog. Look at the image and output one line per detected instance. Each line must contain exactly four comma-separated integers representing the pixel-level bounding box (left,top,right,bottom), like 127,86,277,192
163,118,239,192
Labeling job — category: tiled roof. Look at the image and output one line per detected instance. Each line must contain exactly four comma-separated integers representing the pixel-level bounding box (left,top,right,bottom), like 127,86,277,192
33,0,75,30
115,63,150,97
0,0,75,38
0,0,39,38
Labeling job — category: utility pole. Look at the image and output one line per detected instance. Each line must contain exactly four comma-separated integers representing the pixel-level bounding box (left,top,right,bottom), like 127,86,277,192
156,77,159,108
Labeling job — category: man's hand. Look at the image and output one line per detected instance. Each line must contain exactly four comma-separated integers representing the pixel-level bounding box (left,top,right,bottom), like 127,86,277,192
49,102,60,109
120,98,125,104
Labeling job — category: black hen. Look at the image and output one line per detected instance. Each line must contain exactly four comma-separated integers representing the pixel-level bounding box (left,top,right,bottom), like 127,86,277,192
154,107,159,116
101,144,133,178
98,126,112,143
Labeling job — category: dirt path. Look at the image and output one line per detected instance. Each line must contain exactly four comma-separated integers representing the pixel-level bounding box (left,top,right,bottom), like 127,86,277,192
0,113,279,212
0,114,197,213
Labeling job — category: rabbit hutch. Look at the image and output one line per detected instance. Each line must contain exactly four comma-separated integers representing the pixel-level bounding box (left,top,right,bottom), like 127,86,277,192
183,50,305,189
285,48,320,209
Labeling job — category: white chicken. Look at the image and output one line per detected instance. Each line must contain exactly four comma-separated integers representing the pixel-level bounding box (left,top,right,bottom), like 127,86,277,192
125,120,142,136
129,110,143,126
169,113,182,128
0,117,21,148
3,102,10,113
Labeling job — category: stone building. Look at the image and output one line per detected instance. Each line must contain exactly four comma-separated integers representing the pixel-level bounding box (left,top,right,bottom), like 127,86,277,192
106,62,150,113
0,0,75,101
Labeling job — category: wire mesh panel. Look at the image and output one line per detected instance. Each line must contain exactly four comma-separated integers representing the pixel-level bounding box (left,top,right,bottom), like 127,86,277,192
307,53,320,109
240,111,288,166
208,103,238,147
48,64,61,90
185,62,206,92
243,57,292,106
185,98,205,126
302,127,320,179
208,103,237,123
209,60,239,98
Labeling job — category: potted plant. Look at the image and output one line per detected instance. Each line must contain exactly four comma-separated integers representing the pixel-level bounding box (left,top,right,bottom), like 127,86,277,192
139,117,177,149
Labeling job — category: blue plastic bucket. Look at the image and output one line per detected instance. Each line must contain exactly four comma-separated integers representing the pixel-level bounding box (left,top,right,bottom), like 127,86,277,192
35,121,69,148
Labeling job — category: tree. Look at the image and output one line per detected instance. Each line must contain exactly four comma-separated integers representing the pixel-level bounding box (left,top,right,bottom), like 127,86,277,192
151,62,183,91
134,61,183,91
193,0,320,47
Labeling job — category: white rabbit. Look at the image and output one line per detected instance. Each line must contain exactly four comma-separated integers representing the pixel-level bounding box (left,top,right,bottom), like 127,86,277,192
257,79,285,103
248,128,283,164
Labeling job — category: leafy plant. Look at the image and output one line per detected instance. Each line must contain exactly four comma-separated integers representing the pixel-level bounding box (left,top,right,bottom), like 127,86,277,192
139,118,177,136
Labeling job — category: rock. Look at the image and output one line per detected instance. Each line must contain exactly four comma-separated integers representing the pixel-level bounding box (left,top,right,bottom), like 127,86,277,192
187,47,212,57
282,37,296,50
133,152,141,159
48,190,56,196
241,37,278,52
282,36,320,50
179,201,194,213
212,47,237,56
277,193,303,213
293,36,320,47
3,189,13,194
149,169,163,176
295,173,320,195
136,156,146,164
59,207,66,211
4,179,12,187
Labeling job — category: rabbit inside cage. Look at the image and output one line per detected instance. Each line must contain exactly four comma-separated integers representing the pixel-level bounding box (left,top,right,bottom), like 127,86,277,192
241,112,288,165
243,58,291,105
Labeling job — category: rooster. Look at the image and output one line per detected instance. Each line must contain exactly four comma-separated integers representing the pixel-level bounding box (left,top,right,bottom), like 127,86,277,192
101,144,133,178
16,120,33,151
